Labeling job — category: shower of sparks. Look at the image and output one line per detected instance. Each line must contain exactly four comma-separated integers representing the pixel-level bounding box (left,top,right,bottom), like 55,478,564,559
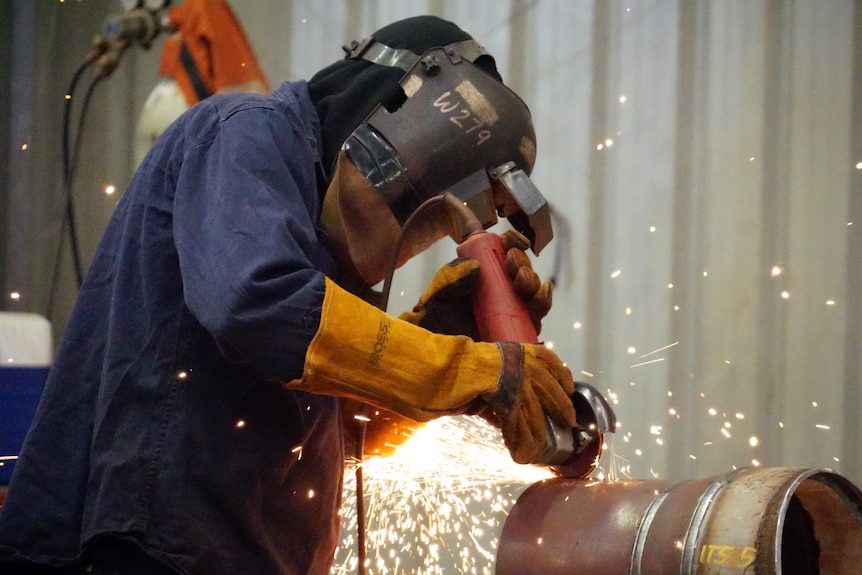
331,417,552,575
330,230,853,573
639,341,679,358
331,416,630,575
629,357,665,369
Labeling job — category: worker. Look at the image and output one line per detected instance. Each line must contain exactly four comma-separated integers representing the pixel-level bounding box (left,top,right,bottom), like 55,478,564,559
0,15,576,575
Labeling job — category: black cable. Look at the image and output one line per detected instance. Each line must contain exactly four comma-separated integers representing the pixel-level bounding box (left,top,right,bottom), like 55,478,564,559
48,52,102,317
353,193,483,575
354,403,370,575
378,193,483,309
48,10,167,315
66,71,105,282
548,204,573,288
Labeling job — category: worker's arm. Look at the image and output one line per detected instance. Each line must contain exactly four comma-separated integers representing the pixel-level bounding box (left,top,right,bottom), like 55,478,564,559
288,275,573,464
172,91,331,383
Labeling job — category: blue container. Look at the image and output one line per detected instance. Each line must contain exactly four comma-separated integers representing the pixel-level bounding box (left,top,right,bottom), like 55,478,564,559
0,367,48,484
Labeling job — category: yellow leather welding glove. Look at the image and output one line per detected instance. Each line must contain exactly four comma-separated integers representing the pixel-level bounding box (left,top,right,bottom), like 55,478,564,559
342,256,481,459
287,278,577,462
490,341,577,464
398,257,483,339
502,233,554,334
400,230,554,338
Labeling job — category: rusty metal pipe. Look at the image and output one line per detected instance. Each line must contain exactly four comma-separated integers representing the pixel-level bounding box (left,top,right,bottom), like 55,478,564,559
496,467,862,574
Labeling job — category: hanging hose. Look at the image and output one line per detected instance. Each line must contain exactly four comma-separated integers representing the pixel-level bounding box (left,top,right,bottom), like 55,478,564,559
47,43,107,317
49,11,166,316
547,205,572,288
352,403,371,575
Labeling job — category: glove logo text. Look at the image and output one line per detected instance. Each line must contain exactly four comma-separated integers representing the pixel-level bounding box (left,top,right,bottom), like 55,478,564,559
369,319,390,367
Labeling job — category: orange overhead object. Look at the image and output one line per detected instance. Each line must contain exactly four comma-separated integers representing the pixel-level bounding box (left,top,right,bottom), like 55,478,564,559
160,0,270,105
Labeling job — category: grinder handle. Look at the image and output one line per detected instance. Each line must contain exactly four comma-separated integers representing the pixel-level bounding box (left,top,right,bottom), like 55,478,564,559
455,231,539,344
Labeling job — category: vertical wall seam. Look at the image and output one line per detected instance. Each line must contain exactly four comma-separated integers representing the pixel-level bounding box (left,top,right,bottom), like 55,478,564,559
506,0,530,98
842,0,862,482
583,0,614,374
757,0,792,466
668,0,702,478
5,1,35,313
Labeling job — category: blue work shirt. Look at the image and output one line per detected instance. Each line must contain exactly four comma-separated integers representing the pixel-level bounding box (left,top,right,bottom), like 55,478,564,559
0,81,345,574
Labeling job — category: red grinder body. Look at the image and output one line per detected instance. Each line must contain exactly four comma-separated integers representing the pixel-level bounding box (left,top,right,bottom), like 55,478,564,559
455,231,615,478
455,232,539,344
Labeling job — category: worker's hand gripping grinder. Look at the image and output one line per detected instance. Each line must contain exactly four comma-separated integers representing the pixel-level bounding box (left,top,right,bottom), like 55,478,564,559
456,165,617,478
336,34,616,474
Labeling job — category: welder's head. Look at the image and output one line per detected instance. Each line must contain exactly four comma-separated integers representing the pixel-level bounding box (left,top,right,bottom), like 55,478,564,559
310,16,550,287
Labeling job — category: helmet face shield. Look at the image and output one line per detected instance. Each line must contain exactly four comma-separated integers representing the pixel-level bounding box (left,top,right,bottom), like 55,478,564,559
342,38,553,255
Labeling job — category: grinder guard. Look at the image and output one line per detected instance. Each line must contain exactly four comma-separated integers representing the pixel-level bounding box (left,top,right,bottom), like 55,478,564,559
537,381,619,479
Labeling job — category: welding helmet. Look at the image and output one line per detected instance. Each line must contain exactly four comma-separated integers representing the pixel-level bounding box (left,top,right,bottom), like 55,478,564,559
315,17,552,286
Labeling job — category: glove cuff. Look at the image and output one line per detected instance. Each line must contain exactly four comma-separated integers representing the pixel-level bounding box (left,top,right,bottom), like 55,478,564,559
287,278,503,421
483,341,523,420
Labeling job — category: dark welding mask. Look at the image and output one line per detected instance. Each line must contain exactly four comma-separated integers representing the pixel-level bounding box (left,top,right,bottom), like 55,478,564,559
340,36,553,262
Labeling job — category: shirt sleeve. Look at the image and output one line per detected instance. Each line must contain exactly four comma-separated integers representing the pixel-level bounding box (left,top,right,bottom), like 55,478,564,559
172,96,329,381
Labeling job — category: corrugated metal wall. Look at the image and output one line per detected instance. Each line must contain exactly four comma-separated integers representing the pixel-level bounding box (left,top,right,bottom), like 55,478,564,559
3,0,860,571
228,0,860,483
